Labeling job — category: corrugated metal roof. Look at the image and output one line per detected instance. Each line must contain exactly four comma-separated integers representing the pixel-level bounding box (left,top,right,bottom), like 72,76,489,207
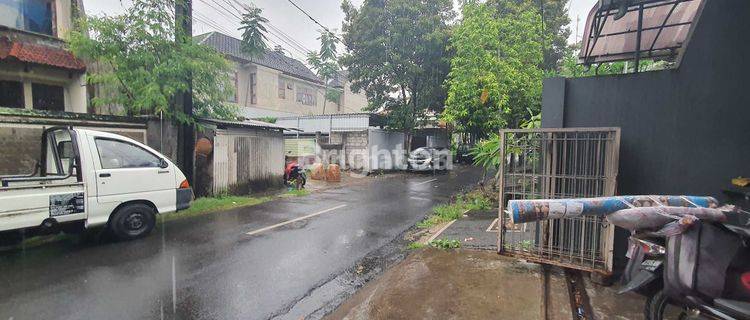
196,32,323,85
274,113,383,134
199,118,300,131
579,0,703,64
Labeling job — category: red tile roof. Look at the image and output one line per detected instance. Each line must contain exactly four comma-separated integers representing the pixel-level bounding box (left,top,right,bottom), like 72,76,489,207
0,37,86,71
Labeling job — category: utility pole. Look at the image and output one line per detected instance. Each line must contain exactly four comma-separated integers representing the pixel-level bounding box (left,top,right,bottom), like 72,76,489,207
175,0,195,184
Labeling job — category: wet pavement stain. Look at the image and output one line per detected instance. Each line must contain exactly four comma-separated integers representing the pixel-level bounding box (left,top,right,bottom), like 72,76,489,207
327,249,546,320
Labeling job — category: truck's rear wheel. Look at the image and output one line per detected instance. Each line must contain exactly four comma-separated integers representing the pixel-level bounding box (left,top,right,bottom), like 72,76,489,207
109,203,156,241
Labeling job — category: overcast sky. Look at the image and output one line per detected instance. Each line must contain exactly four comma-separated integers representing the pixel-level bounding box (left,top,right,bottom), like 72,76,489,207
83,0,596,63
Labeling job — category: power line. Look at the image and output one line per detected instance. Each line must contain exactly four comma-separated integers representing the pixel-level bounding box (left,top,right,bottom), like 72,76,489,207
284,0,342,42
194,11,235,35
267,23,314,54
229,1,316,55
194,0,347,97
198,0,241,20
198,0,315,60
219,0,243,13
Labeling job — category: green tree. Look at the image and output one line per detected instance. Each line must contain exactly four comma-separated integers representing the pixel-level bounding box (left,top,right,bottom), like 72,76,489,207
556,47,671,77
68,0,236,123
238,6,269,58
340,0,454,151
489,0,571,71
307,30,342,114
443,1,543,140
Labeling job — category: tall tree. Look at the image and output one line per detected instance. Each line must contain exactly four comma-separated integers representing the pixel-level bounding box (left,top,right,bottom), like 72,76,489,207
340,0,454,151
443,0,543,139
68,0,236,122
307,30,342,114
489,0,571,70
238,6,269,58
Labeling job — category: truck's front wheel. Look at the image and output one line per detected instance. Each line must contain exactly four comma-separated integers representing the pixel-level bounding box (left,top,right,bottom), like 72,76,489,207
109,203,156,241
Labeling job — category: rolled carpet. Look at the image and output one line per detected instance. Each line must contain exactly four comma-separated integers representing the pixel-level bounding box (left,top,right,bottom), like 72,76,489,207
507,195,719,224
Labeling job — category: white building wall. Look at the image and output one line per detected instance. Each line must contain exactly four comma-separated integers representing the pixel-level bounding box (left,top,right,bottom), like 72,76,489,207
368,129,406,171
275,114,371,134
334,81,369,113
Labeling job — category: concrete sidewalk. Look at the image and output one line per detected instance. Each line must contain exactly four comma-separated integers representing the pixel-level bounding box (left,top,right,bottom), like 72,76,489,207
434,209,499,250
327,249,645,320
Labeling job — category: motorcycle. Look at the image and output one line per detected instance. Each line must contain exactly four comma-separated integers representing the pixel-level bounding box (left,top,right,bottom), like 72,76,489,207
507,196,750,320
284,161,306,190
620,214,750,319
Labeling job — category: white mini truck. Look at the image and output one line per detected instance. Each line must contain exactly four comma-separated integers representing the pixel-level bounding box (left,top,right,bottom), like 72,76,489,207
0,127,192,242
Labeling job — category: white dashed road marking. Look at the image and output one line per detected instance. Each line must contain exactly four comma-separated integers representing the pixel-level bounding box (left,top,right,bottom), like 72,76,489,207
414,178,438,186
245,204,348,236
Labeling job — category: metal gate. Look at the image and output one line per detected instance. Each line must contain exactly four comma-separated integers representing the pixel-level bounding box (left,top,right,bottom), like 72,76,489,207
498,128,621,274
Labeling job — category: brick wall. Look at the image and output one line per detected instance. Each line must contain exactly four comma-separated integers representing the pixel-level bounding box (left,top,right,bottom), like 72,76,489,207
328,131,369,171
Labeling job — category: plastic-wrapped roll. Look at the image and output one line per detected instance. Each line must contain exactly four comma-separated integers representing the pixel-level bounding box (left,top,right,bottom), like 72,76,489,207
507,195,719,224
605,206,726,231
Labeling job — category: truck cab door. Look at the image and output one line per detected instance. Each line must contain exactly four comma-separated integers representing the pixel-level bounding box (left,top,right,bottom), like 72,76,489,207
90,136,176,210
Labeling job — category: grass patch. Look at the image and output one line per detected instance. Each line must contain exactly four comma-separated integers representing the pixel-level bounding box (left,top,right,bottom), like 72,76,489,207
428,239,461,249
416,190,493,229
163,188,314,222
161,195,272,222
407,242,426,250
280,189,310,197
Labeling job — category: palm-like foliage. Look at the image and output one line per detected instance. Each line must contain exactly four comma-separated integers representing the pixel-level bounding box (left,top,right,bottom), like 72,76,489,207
307,30,343,111
238,7,269,58
318,31,338,62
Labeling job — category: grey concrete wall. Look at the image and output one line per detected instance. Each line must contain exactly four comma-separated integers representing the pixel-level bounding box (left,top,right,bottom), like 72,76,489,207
0,126,43,175
146,119,179,162
543,0,750,201
0,118,147,176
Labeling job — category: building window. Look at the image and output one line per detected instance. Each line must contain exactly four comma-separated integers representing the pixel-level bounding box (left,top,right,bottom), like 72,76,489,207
0,0,55,36
226,71,237,103
278,77,285,99
0,80,24,108
32,83,64,111
249,73,257,105
296,85,316,106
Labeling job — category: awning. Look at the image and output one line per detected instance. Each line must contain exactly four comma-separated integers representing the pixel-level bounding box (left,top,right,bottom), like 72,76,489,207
0,36,86,71
579,0,704,65
199,118,302,132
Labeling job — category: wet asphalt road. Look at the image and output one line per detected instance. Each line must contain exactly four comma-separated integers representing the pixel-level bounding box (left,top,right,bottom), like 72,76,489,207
0,166,482,320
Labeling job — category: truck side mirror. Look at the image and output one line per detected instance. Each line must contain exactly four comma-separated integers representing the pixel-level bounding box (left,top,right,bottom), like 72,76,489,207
159,158,169,169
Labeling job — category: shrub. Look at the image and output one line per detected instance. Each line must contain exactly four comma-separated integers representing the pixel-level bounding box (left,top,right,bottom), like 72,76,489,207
429,239,461,249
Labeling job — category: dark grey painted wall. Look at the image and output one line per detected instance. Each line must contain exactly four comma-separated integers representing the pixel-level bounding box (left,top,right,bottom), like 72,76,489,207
543,0,750,201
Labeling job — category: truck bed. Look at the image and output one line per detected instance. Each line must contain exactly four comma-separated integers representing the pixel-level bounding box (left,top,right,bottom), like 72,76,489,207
0,182,86,232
